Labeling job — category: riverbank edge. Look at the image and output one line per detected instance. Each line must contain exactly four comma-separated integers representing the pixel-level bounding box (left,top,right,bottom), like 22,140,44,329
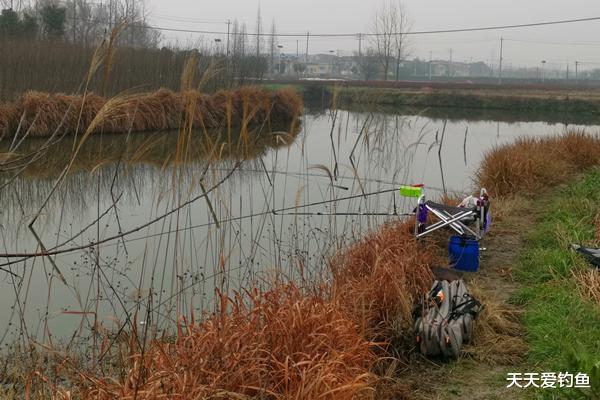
514,170,600,399
264,83,600,118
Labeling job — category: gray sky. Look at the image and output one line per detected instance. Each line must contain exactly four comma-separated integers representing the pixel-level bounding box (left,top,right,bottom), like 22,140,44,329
148,0,600,70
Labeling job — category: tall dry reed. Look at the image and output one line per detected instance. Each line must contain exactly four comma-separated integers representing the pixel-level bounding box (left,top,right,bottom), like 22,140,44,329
0,102,17,137
477,131,600,197
62,284,376,400
43,219,439,399
331,220,440,347
0,87,303,138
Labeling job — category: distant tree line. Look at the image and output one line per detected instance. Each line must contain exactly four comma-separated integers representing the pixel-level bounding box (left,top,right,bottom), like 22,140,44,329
0,1,275,100
0,5,62,38
0,0,159,46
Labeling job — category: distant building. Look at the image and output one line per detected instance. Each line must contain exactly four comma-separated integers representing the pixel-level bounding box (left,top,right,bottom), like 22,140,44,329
305,63,333,76
277,53,493,80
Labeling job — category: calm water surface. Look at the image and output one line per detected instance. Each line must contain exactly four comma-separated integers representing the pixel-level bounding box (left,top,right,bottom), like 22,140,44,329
0,108,597,346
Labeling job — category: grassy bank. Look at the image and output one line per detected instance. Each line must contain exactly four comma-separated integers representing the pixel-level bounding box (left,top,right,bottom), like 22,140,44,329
0,86,303,138
297,84,600,117
477,132,600,197
325,101,600,126
516,171,600,399
474,131,600,398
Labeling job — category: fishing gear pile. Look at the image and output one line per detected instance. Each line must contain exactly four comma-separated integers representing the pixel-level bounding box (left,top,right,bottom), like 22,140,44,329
414,278,482,359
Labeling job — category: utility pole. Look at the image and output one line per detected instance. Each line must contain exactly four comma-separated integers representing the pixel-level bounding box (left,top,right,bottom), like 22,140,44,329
448,48,453,78
429,51,432,81
131,0,135,45
358,33,363,78
498,37,503,85
575,61,579,83
358,33,362,57
256,25,260,58
226,19,231,56
109,0,113,31
541,60,546,82
296,40,299,58
305,31,310,63
73,1,76,42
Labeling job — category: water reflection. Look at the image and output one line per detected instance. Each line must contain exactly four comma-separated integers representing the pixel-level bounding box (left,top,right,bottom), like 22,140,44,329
0,108,598,349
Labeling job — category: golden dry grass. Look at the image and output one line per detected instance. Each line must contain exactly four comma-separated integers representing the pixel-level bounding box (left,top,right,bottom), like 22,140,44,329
61,284,377,400
574,269,600,307
0,102,17,137
594,211,600,243
0,87,303,138
462,284,527,365
44,220,439,399
477,131,600,197
331,220,440,348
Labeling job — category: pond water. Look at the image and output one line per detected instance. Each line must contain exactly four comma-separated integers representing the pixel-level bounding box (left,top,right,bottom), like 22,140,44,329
0,107,598,347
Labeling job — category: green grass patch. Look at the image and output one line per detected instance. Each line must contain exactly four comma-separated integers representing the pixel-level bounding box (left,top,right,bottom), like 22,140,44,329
517,170,600,399
261,83,305,94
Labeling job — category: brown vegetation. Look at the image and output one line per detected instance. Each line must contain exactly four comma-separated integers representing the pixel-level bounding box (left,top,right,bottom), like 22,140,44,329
463,284,527,365
43,220,439,399
574,269,600,307
62,284,376,400
331,221,439,346
477,131,600,196
0,102,17,137
0,86,303,138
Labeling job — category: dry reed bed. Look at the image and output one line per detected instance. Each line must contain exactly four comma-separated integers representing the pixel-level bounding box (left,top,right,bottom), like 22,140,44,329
65,285,376,400
331,221,439,346
477,131,600,197
0,86,303,138
52,220,439,399
0,102,17,136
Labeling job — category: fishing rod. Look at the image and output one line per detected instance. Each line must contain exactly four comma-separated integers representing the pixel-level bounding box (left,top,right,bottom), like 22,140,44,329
272,211,412,217
212,167,451,193
0,182,427,265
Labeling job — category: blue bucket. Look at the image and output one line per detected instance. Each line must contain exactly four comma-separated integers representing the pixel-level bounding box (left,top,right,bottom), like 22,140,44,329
448,235,479,272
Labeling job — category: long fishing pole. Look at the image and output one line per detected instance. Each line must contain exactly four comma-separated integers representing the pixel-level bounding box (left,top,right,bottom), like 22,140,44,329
272,211,412,217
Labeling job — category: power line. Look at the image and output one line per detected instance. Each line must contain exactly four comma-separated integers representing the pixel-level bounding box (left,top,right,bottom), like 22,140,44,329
148,13,229,25
0,186,407,263
504,38,600,46
138,15,600,38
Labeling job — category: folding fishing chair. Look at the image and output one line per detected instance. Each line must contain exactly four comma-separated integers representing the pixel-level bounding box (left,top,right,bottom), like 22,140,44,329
414,189,490,240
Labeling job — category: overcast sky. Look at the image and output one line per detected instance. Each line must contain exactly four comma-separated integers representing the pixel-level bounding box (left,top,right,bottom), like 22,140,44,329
148,0,600,70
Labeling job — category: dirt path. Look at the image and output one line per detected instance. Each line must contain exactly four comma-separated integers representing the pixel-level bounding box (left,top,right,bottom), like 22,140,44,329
401,196,542,400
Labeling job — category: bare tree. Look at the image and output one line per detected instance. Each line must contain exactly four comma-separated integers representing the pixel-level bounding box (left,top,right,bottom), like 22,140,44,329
370,0,412,80
360,48,381,80
59,0,159,47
